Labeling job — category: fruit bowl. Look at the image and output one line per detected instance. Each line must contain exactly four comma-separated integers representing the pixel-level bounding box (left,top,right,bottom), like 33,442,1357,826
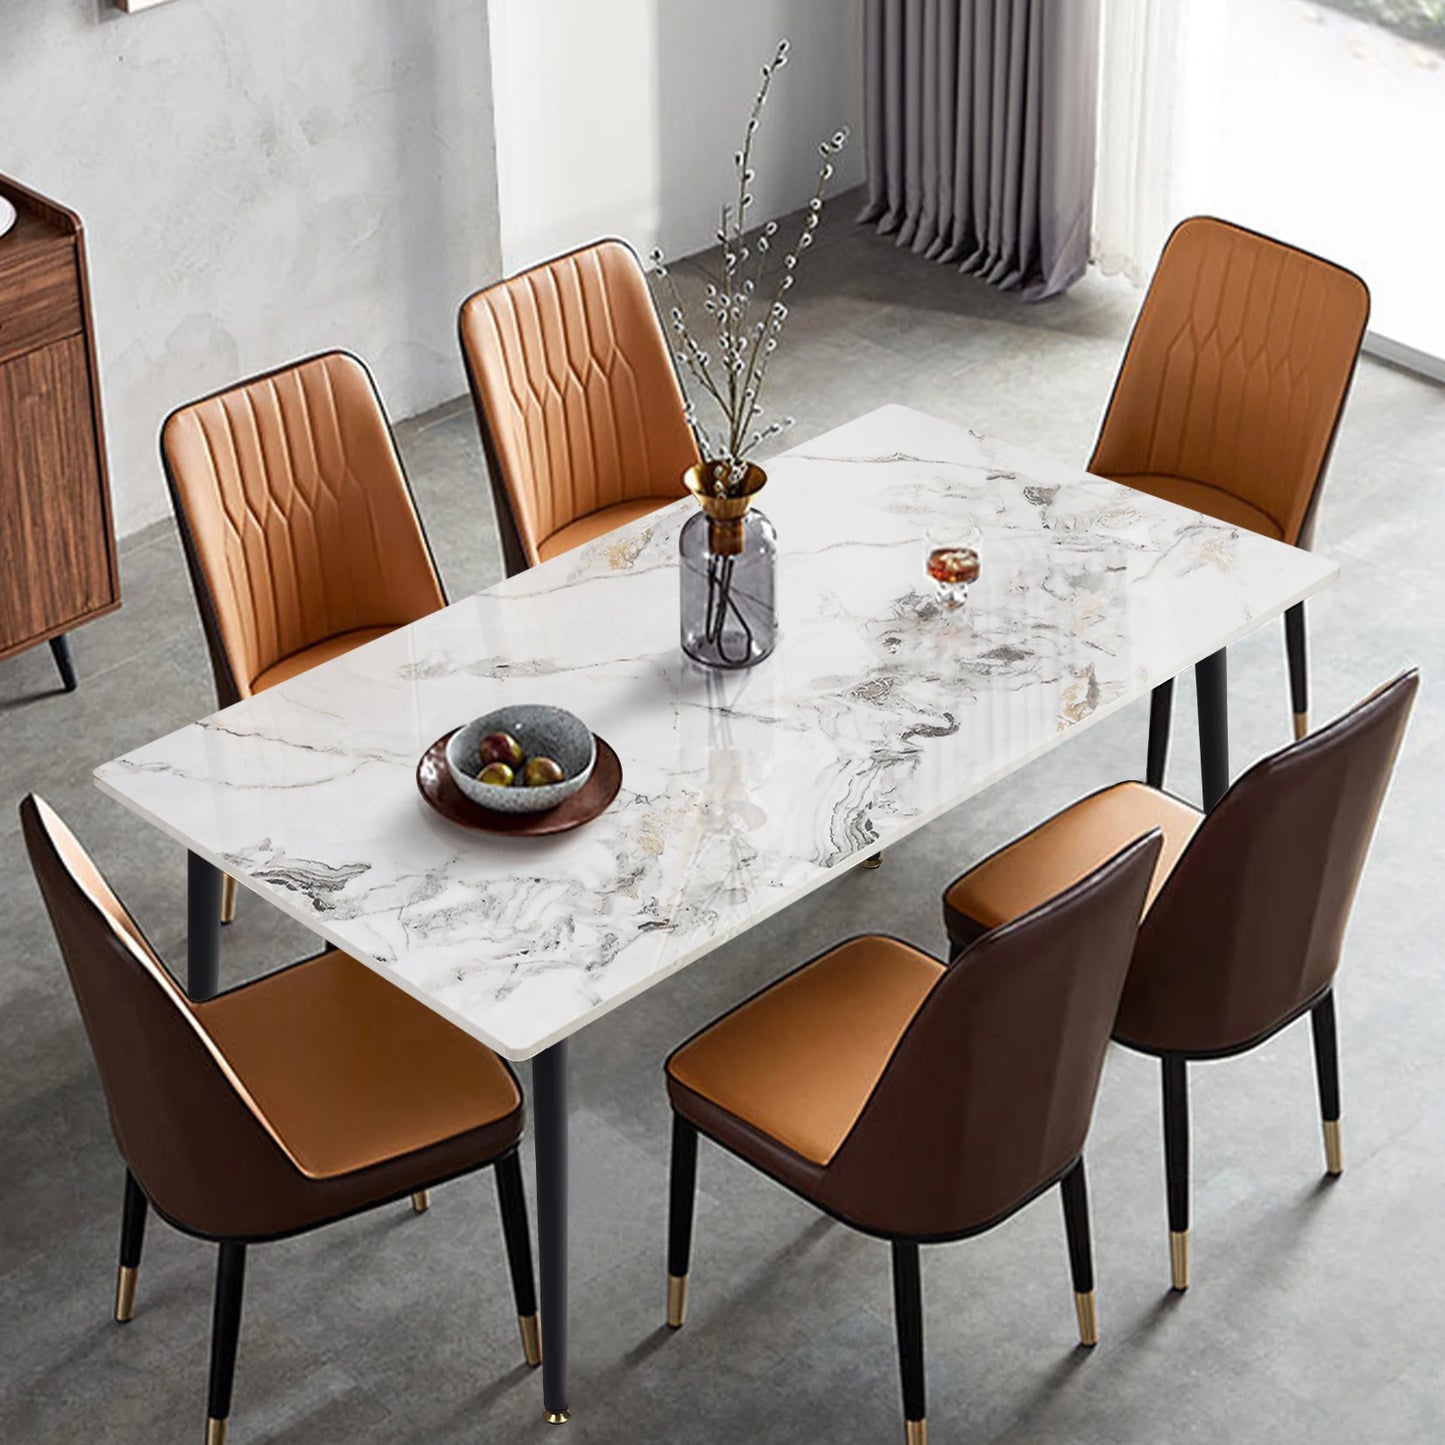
445,705,596,814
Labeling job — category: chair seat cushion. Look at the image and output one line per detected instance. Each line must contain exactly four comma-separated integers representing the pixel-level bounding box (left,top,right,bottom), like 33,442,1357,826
251,626,398,694
944,781,1202,950
1104,472,1286,541
537,497,677,561
200,950,522,1181
666,937,945,1168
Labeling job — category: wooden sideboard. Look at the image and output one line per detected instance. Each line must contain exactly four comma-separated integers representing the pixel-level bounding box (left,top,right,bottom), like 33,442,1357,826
0,174,119,691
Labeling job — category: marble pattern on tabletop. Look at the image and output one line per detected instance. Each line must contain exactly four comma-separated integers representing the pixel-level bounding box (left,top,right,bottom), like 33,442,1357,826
95,405,1336,1059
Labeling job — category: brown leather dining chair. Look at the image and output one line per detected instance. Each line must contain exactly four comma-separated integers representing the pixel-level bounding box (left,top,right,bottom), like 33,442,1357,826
663,832,1163,1445
162,350,446,925
458,238,700,576
1090,217,1370,793
21,794,540,1445
942,670,1417,1292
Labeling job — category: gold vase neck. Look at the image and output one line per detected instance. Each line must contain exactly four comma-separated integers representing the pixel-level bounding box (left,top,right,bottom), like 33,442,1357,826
685,462,767,557
684,461,767,516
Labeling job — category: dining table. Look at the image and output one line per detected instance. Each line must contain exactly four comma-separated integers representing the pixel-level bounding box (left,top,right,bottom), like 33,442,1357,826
93,402,1338,1424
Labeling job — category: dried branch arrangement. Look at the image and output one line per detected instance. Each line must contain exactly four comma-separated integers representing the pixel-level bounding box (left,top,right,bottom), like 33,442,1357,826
651,40,849,495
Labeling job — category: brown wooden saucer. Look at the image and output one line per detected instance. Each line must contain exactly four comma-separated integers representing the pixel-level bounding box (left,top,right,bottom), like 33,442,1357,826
417,730,623,836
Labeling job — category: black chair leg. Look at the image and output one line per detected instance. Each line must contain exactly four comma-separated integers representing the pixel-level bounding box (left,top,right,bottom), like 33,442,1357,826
49,634,78,692
1162,1056,1190,1291
890,1240,926,1445
1059,1157,1097,1345
495,1151,542,1366
115,1170,148,1323
1286,601,1309,740
1147,678,1174,789
1311,988,1343,1176
207,1242,246,1445
667,1115,698,1328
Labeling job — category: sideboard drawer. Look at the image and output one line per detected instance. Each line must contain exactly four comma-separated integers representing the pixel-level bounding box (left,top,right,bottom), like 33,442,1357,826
0,239,82,365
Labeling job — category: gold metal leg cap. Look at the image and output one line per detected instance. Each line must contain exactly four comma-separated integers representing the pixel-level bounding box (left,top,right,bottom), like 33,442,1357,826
411,1190,430,1213
1323,1118,1343,1176
860,852,883,870
544,1410,571,1424
1074,1289,1098,1347
667,1273,688,1329
1293,711,1309,742
519,1313,542,1368
114,1264,138,1324
206,1418,228,1445
905,1419,927,1445
220,873,238,925
1170,1230,1190,1292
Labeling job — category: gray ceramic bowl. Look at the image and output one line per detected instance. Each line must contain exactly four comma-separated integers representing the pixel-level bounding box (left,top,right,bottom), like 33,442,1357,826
446,705,596,814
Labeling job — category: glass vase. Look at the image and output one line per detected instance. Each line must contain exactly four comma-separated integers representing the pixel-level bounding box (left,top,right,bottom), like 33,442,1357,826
679,508,777,669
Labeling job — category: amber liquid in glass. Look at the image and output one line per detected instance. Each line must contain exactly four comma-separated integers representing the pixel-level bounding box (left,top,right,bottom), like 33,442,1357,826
926,547,981,585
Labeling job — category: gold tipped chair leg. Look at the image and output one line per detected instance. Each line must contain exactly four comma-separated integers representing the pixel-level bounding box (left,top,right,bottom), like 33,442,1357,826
411,1190,430,1213
667,1272,688,1329
219,873,238,925
544,1410,571,1424
861,853,883,870
905,1420,926,1445
114,1264,138,1324
206,1418,228,1445
1170,1230,1190,1292
519,1312,542,1367
1293,711,1309,742
1074,1289,1098,1347
1323,1118,1343,1176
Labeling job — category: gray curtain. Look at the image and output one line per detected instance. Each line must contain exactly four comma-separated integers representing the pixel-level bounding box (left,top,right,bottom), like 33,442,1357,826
859,0,1100,301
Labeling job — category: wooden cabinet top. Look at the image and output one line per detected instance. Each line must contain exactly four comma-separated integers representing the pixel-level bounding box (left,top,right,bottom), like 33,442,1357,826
1,173,84,245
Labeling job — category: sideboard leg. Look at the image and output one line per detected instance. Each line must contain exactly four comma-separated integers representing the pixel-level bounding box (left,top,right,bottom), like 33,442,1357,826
49,635,78,692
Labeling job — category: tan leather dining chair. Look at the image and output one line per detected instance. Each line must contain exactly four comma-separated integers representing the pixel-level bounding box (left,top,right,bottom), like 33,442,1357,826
458,238,700,575
22,794,540,1445
1091,217,1370,786
664,833,1162,1445
163,350,446,921
942,670,1417,1292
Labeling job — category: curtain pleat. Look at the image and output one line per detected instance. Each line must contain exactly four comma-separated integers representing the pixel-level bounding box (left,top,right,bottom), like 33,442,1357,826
858,0,1100,301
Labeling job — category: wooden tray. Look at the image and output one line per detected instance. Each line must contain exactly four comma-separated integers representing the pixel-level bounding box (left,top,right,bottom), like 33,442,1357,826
417,730,622,836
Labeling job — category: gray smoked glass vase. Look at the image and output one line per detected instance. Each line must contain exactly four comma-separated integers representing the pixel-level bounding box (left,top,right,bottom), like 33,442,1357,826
679,462,777,670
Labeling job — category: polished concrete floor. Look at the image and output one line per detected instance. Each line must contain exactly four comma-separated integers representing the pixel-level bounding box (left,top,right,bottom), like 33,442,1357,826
3,200,1444,1443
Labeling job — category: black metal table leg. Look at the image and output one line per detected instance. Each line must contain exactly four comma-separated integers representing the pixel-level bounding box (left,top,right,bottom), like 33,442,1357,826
49,635,78,692
533,1039,570,1423
187,852,222,1001
1195,649,1230,811
1147,679,1174,790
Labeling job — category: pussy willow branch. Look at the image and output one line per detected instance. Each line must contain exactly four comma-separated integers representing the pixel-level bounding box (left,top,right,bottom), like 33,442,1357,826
722,51,776,458
735,135,842,451
650,38,848,492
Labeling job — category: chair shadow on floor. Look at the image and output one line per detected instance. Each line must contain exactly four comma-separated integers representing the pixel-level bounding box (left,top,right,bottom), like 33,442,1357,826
654,1211,839,1348
986,1345,1098,1442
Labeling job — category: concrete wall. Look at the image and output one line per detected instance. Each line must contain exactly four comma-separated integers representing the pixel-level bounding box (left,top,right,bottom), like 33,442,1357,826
1,0,501,537
489,0,865,274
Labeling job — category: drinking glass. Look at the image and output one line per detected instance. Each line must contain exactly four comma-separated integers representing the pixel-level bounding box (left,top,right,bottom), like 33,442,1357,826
924,525,981,610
